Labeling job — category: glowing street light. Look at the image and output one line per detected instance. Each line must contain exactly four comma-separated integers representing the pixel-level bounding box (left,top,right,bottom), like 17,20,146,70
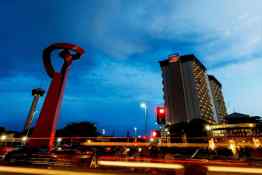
0,135,6,141
205,125,211,131
57,137,62,143
102,129,106,135
208,138,216,151
253,138,261,148
21,136,28,142
152,131,157,137
229,140,237,155
140,102,147,109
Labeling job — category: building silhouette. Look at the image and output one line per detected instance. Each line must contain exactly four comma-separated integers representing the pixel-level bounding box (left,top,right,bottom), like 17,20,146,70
159,54,217,124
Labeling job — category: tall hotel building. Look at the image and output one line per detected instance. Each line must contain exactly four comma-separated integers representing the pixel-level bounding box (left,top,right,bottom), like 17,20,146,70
159,54,218,124
208,75,227,122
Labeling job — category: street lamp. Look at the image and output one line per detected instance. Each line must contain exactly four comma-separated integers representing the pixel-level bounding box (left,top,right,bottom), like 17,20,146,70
140,102,148,136
102,129,106,136
134,127,137,136
134,127,137,142
0,135,6,141
57,137,62,143
205,125,211,131
25,110,39,138
21,136,28,142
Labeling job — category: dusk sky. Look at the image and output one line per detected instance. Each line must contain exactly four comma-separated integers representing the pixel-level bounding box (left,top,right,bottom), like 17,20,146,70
0,0,261,135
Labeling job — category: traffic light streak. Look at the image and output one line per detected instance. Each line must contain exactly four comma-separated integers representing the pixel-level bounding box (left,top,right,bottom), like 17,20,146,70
208,166,262,174
0,164,261,174
98,160,184,170
0,166,129,175
83,141,209,147
98,160,262,174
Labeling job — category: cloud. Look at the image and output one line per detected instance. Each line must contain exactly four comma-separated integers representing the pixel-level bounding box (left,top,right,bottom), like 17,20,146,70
76,0,262,67
67,58,163,104
210,57,262,116
0,74,44,92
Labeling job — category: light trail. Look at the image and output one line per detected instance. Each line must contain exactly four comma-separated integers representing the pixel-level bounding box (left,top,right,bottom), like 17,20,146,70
98,160,262,174
83,141,262,149
1,164,262,174
98,156,249,167
83,141,210,148
208,166,262,174
0,166,129,175
83,142,151,147
98,160,184,170
6,136,262,149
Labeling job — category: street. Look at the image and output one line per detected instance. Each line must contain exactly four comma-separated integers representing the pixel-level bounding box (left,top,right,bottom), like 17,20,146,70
1,161,262,175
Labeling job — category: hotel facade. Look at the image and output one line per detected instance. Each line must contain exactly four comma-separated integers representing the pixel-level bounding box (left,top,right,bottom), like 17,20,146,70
159,54,226,124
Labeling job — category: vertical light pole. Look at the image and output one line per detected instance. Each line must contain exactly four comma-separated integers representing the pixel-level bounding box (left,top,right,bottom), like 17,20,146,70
140,102,147,136
134,127,137,142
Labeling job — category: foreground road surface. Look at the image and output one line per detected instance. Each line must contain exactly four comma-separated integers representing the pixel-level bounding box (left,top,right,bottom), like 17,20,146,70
1,165,262,175
0,166,144,175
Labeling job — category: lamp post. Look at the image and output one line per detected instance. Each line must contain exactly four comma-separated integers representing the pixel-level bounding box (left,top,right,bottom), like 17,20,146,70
0,135,7,146
0,135,6,141
140,102,148,136
134,127,137,142
25,110,39,138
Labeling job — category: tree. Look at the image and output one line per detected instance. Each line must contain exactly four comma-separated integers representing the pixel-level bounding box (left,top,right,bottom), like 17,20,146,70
187,119,208,143
168,122,188,143
56,122,98,137
0,127,5,134
225,113,261,124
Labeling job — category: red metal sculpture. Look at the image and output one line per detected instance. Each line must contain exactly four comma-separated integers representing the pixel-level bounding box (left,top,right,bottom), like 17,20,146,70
27,43,84,151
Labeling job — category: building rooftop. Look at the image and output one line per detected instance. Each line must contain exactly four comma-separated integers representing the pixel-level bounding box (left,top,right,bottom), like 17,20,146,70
208,75,222,88
159,54,207,71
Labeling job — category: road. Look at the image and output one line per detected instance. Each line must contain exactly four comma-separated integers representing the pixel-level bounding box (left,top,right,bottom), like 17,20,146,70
1,164,262,175
1,156,262,175
0,165,145,175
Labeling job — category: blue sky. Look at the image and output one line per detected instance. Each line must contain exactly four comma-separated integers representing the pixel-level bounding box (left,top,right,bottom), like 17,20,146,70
0,0,261,135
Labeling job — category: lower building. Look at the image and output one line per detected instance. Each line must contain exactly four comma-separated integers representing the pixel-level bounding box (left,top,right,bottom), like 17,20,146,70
208,113,262,144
